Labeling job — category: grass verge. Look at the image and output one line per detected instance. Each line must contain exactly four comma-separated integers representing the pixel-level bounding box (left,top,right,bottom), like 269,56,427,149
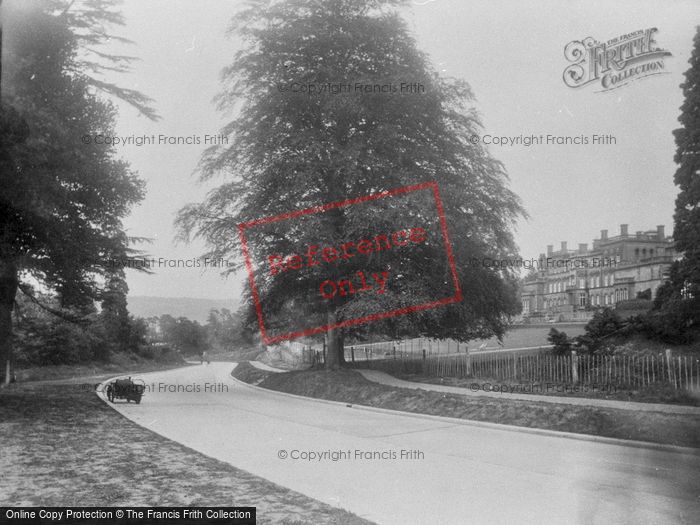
233,361,274,385
0,381,373,525
15,355,190,383
233,362,700,449
393,373,700,406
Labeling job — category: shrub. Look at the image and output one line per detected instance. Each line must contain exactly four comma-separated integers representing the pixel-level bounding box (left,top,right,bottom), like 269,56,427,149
636,308,697,344
547,328,572,356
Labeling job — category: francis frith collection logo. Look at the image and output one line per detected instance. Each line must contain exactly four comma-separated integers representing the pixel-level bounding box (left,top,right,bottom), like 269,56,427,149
563,28,672,92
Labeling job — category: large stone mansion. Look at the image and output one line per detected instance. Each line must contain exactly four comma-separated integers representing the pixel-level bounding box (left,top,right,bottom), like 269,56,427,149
520,224,678,322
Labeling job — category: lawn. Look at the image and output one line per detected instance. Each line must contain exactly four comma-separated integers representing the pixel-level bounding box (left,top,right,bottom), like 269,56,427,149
469,323,587,349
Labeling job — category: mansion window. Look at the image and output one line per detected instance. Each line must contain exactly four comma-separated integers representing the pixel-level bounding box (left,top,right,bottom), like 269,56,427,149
621,289,628,301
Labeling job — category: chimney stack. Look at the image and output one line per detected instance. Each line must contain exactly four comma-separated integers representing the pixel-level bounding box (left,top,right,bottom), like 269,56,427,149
578,243,587,254
547,245,553,256
620,224,628,237
600,229,608,241
561,241,567,252
657,225,665,240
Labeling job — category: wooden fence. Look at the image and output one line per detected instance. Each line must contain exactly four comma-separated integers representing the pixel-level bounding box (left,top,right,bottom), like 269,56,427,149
313,337,494,365
347,338,471,357
342,346,700,391
309,337,700,391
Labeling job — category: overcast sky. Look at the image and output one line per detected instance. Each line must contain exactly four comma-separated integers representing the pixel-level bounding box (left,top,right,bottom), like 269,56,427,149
99,0,700,301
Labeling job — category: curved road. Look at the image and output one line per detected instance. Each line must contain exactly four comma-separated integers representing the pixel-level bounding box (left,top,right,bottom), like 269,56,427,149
100,363,700,525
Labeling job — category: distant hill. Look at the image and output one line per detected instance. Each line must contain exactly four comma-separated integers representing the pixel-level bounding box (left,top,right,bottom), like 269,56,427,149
127,296,238,323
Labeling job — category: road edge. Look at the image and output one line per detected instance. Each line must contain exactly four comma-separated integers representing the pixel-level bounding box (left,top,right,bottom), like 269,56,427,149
232,364,700,456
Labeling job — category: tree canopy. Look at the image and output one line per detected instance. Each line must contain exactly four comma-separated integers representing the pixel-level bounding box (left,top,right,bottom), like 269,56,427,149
177,0,525,367
671,27,700,315
652,25,700,341
0,0,156,384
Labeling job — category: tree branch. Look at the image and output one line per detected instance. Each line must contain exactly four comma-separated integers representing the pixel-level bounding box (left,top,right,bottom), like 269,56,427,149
18,284,91,325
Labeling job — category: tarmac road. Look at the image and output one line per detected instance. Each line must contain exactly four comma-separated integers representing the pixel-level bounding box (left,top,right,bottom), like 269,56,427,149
100,363,700,525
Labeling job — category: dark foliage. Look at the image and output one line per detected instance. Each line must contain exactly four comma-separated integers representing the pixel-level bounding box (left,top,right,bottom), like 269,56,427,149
547,327,572,356
650,26,700,338
1,1,156,380
13,290,148,366
176,0,525,367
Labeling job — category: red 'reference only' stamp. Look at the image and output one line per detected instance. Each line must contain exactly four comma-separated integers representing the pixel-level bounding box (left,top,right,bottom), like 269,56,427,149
238,181,462,344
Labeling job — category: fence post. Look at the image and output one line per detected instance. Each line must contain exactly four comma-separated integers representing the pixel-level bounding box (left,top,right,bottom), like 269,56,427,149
351,346,355,363
571,351,578,384
665,348,674,388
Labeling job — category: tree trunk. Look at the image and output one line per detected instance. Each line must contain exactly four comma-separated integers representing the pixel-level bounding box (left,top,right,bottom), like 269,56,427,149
325,309,345,370
0,258,18,387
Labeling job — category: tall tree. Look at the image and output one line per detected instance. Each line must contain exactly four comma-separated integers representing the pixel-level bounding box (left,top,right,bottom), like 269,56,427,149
160,315,208,356
0,0,156,384
205,308,241,350
654,26,700,338
177,0,525,368
672,28,700,316
99,271,130,352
